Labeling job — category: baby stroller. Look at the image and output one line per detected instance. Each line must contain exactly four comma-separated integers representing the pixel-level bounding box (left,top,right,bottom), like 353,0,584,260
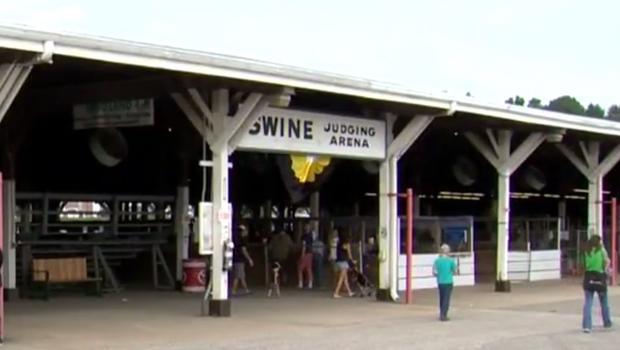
348,261,375,298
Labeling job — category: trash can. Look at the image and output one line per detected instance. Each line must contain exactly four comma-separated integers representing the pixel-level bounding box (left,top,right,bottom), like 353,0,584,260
182,259,207,292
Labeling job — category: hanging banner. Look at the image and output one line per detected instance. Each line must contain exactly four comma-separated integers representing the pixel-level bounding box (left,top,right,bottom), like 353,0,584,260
73,98,154,130
237,107,386,160
197,202,232,255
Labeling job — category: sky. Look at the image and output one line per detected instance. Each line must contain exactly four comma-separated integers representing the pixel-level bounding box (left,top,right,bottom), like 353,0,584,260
0,0,618,109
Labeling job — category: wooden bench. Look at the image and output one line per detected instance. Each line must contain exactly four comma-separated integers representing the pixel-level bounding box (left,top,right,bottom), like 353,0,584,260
31,257,102,299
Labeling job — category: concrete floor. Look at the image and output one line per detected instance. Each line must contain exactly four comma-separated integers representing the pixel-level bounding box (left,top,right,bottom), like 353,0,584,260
3,279,619,350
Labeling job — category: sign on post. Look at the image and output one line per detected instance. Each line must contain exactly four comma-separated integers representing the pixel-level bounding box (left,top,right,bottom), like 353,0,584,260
198,202,232,255
237,107,386,160
198,202,213,255
73,98,154,130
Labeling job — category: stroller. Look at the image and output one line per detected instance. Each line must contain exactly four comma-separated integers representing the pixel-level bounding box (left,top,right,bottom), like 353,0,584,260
349,261,375,297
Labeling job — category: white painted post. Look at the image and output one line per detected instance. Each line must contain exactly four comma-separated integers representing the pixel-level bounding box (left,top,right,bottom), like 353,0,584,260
466,130,545,292
388,156,399,300
173,87,272,316
377,114,435,301
377,113,396,301
1,61,34,302
588,177,603,237
377,159,391,299
2,179,16,297
497,173,510,282
557,142,620,239
310,192,320,232
174,186,189,283
558,200,567,231
210,146,231,314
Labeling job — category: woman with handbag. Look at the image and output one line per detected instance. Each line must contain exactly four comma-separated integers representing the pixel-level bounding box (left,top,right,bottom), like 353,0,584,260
582,234,613,333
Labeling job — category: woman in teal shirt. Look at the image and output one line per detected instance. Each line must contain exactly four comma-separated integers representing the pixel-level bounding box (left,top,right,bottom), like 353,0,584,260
433,244,458,321
582,234,612,332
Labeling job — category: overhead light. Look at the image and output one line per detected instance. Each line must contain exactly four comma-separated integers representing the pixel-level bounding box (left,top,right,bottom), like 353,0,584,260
545,129,566,143
439,191,484,197
574,188,611,194
269,87,295,108
565,195,586,200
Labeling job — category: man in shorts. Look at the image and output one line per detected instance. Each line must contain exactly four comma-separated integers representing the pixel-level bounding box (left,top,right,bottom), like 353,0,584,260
232,225,254,295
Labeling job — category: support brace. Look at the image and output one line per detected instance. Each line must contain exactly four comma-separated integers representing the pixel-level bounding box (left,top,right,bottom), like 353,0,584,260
1,59,38,300
557,142,620,237
0,62,32,124
465,129,546,292
172,87,271,316
378,114,434,301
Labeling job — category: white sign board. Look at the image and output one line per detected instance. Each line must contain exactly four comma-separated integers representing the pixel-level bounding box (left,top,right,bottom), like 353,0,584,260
237,107,386,160
197,202,213,255
198,202,232,255
73,98,154,130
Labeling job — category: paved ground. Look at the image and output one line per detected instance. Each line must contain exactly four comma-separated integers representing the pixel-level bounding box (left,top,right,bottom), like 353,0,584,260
3,279,619,349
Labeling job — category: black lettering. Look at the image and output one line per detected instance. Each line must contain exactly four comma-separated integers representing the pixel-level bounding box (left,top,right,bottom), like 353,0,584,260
338,136,345,145
303,120,313,140
280,117,285,137
369,128,376,137
347,138,352,147
360,127,368,136
263,116,278,136
330,136,337,145
249,118,261,135
324,123,332,133
362,139,369,148
348,125,355,135
289,118,301,138
354,138,361,147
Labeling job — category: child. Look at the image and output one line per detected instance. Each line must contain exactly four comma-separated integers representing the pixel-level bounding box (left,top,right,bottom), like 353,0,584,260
267,261,282,298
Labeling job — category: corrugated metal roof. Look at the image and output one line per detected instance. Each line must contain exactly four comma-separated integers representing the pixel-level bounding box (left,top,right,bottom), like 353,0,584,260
1,23,619,137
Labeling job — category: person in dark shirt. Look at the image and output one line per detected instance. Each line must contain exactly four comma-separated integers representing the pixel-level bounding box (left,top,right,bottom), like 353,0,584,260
232,225,254,295
297,223,314,289
333,231,354,298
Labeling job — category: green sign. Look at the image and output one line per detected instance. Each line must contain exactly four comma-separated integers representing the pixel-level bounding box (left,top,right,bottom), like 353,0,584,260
73,99,154,130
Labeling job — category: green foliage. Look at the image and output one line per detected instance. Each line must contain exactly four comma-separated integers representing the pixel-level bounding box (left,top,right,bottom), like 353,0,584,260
546,96,586,116
505,95,612,119
608,105,620,119
527,98,543,109
585,104,605,118
505,95,525,106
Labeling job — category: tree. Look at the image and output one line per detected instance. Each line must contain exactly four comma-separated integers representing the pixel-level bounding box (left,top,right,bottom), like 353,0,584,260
547,96,586,116
527,98,543,109
608,105,620,119
505,95,525,106
585,103,605,118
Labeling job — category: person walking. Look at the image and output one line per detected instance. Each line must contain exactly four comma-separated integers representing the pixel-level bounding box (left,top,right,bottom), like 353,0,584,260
433,244,458,321
298,223,314,289
311,228,326,288
582,234,612,333
232,225,254,295
333,231,354,298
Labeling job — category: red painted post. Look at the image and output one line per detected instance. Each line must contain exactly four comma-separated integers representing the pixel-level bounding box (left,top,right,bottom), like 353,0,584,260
612,198,617,286
405,188,413,304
